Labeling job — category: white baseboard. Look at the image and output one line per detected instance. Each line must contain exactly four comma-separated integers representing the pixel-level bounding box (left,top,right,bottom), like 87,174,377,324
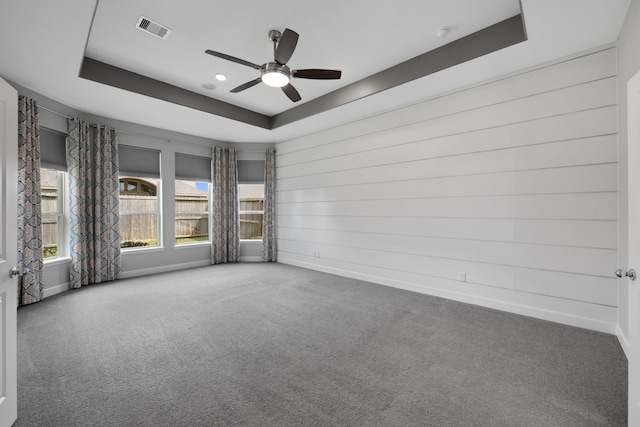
42,258,262,298
42,282,71,299
41,257,623,341
616,324,630,359
120,259,211,279
279,258,617,335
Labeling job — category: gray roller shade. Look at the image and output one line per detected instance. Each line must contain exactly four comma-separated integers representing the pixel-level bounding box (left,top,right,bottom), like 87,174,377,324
119,145,160,178
40,127,67,171
175,153,211,182
237,160,265,184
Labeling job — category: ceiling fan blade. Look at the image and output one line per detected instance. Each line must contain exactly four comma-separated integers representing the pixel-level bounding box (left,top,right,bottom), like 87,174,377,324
205,50,261,70
230,78,262,93
282,83,301,102
275,28,299,65
293,69,342,80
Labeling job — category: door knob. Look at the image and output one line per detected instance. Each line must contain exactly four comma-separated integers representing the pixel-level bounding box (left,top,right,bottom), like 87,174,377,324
9,266,29,278
615,268,637,280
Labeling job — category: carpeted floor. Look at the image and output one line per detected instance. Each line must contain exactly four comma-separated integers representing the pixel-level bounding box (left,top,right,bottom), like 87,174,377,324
16,263,627,426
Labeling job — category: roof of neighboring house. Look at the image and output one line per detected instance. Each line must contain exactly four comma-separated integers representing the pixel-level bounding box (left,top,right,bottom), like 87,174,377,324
40,168,58,189
239,184,264,200
120,177,208,197
175,180,207,196
40,171,262,198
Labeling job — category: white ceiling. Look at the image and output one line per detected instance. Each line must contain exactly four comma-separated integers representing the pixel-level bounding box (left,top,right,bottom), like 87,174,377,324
0,0,632,144
86,0,521,116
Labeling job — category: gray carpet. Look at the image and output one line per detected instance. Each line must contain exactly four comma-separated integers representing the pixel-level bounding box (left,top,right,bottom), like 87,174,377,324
16,263,627,426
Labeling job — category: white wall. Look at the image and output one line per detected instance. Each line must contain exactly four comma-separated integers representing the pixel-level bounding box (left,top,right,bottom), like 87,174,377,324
277,46,619,333
616,0,640,353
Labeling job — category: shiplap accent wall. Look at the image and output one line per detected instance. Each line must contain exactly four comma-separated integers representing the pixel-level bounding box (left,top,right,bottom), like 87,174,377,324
276,47,618,333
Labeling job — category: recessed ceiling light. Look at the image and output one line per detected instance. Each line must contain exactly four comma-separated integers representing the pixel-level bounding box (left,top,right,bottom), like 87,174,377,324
215,73,228,81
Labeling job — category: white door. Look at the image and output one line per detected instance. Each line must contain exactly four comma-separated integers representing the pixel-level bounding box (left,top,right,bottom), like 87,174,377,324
627,70,640,426
0,77,18,426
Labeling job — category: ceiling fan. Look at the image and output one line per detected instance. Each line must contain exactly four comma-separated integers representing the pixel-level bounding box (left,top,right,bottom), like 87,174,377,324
205,28,341,102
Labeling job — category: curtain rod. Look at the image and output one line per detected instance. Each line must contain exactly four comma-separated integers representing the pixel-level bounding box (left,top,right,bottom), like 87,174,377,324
39,106,116,131
37,104,270,151
39,105,119,131
38,104,172,141
38,105,73,120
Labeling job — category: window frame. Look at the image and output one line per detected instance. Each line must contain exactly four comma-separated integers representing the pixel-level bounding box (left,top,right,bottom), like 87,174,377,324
174,179,211,246
41,168,68,261
119,176,162,250
238,183,265,241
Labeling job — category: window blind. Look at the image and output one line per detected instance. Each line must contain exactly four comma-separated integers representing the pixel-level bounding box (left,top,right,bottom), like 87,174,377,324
175,153,211,182
119,145,160,178
40,127,67,171
237,160,265,184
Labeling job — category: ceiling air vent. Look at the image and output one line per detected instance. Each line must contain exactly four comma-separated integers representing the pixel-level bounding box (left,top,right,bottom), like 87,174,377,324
136,16,171,39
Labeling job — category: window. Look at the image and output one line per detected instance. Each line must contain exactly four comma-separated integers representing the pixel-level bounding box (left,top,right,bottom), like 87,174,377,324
119,177,160,248
41,168,66,259
175,180,210,244
239,184,264,240
40,127,68,260
118,145,161,249
175,153,211,245
237,159,265,241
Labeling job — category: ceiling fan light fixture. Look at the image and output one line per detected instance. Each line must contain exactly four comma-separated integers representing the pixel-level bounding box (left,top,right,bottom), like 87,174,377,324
262,71,289,87
261,62,290,87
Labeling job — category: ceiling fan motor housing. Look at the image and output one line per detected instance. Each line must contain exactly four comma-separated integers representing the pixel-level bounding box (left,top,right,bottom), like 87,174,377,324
268,29,282,43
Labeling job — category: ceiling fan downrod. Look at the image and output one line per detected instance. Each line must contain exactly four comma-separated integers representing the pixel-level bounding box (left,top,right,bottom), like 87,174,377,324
269,29,281,59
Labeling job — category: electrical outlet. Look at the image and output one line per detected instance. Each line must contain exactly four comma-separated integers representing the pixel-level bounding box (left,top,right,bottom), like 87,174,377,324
458,272,466,282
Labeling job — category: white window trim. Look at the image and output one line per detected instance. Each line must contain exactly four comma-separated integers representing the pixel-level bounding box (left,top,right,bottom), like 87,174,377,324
120,245,165,254
175,180,211,246
42,169,68,260
239,182,264,242
43,256,71,266
175,241,211,248
119,175,162,250
239,210,263,215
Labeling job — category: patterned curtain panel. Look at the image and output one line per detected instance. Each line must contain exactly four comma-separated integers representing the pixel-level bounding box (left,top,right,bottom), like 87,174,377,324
17,96,44,305
211,146,239,264
262,149,277,262
67,118,121,288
